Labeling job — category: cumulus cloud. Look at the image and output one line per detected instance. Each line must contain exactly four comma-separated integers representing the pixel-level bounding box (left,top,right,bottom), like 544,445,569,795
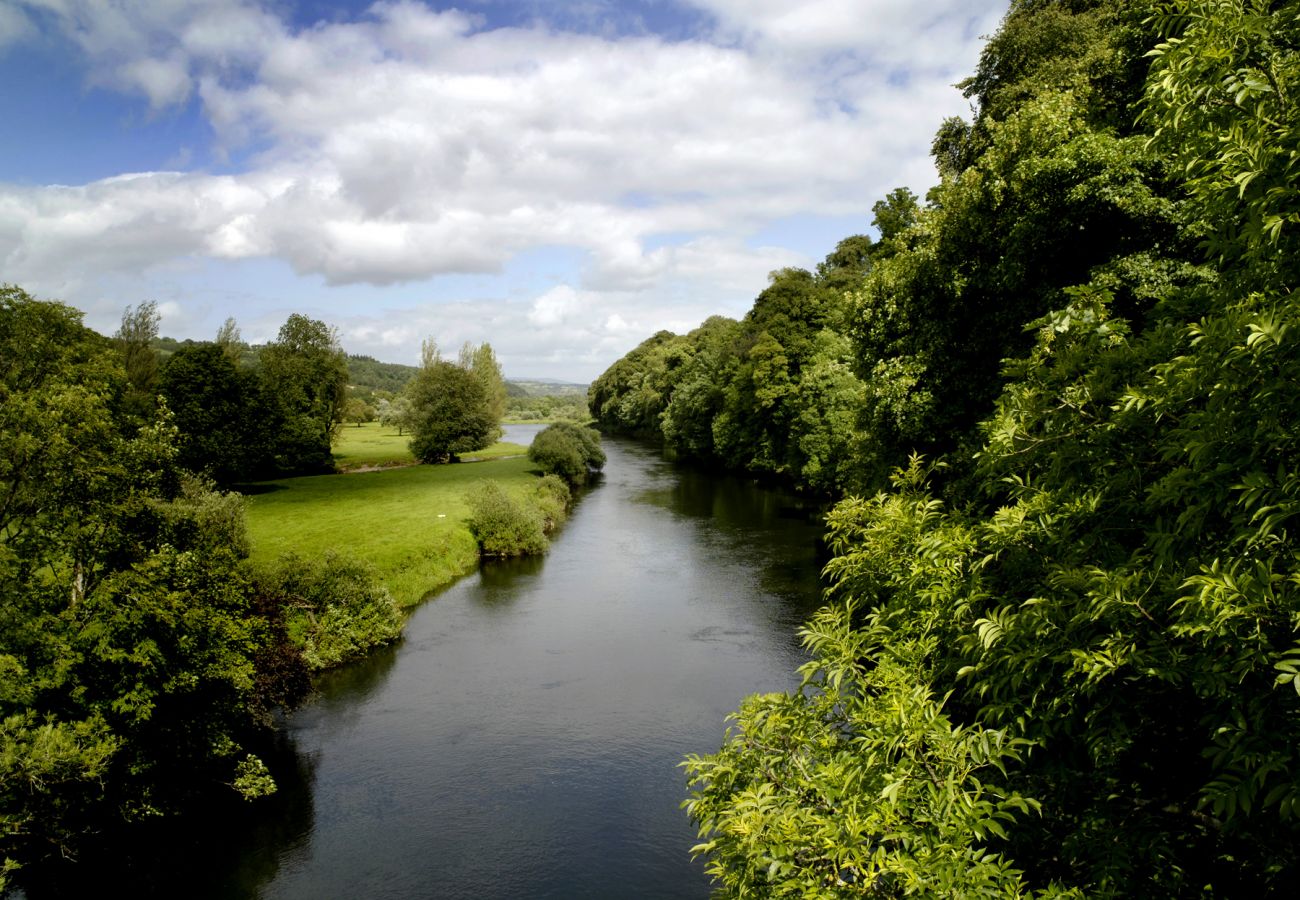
695,0,1005,66
1,0,1007,376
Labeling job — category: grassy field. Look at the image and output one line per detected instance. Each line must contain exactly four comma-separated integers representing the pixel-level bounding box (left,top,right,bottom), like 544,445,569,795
244,451,541,607
331,422,527,470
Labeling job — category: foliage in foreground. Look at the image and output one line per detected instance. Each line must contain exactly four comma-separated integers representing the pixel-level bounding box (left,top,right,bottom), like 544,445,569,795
684,0,1300,894
0,287,312,890
254,552,404,670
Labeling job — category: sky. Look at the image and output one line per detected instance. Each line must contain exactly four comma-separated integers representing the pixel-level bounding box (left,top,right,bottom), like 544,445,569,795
0,0,1008,381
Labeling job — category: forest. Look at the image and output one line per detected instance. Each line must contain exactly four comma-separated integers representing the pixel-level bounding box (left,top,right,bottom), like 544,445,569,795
590,0,1300,894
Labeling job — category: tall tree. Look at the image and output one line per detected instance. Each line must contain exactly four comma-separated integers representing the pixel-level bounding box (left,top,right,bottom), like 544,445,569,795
461,342,506,442
406,350,495,464
114,300,160,420
215,316,243,365
159,342,280,483
258,314,348,473
684,0,1300,894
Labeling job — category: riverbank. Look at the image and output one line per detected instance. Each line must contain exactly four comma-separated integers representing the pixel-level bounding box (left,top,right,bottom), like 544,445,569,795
244,451,541,608
23,432,827,898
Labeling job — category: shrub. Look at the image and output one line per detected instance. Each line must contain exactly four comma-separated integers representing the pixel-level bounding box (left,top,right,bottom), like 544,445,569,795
528,423,605,484
464,480,548,557
255,552,403,670
533,474,572,534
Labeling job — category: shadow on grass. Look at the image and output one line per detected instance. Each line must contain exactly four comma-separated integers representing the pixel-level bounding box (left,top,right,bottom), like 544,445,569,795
234,483,289,496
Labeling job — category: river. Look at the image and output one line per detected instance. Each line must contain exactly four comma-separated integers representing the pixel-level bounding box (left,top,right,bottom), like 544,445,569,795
21,426,828,898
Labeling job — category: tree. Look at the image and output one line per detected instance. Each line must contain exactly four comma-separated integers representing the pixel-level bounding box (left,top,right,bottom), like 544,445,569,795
463,481,549,557
259,314,348,473
684,0,1300,893
114,300,160,420
406,359,495,464
158,342,280,483
527,423,606,485
342,397,375,427
461,341,507,441
377,396,413,435
0,286,307,888
215,316,243,364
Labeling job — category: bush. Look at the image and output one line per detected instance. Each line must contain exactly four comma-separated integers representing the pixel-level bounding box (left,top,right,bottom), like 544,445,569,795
528,423,605,484
255,552,403,670
464,480,549,557
533,474,572,534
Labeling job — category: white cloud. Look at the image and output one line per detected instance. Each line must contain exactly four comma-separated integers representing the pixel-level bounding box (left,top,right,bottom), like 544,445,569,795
1,0,1009,377
0,4,34,49
694,0,1005,66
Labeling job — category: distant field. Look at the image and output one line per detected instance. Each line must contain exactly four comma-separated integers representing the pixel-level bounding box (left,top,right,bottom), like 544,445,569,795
244,454,541,607
332,422,527,470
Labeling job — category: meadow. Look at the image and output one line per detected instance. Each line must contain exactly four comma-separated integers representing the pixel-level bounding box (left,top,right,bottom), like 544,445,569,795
244,429,536,607
331,421,525,470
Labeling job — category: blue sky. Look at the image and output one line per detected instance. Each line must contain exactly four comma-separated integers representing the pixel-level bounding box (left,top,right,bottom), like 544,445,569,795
0,0,1006,380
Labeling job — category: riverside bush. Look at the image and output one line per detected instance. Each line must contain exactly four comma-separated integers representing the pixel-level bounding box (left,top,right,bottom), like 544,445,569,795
464,480,549,557
528,423,605,484
255,552,403,670
533,474,572,533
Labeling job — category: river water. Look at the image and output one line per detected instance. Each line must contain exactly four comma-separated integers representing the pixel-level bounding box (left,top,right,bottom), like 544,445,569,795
22,427,828,898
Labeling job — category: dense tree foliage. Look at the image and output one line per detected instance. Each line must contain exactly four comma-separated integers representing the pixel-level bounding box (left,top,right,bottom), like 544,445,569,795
114,300,161,422
463,480,550,558
253,553,402,671
408,340,504,460
460,341,508,440
527,423,606,486
259,314,349,474
505,391,589,423
464,475,573,558
158,342,281,483
675,0,1300,894
345,353,418,394
0,287,312,889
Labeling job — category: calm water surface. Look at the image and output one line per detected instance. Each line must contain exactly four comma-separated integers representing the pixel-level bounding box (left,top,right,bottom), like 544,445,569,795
24,427,827,898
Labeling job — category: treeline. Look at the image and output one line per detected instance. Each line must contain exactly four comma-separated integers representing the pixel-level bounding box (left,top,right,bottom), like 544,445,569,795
505,391,589,423
638,0,1298,895
144,309,349,482
0,288,408,890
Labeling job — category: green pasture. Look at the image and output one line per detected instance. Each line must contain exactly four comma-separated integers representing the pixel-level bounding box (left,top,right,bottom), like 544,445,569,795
244,453,540,607
331,422,527,470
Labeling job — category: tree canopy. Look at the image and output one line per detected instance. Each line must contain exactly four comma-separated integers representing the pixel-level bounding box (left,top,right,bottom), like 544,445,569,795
0,286,312,889
258,313,348,474
651,0,1300,894
406,351,499,464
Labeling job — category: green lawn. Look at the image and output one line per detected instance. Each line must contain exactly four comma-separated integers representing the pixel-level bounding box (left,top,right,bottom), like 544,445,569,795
244,454,541,607
331,422,528,470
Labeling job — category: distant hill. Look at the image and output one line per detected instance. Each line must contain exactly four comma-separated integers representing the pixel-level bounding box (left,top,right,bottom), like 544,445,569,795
153,338,586,399
346,354,419,394
508,380,588,398
152,335,258,369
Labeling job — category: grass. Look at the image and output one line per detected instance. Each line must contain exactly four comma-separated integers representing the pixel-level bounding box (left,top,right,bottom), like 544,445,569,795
244,453,541,608
332,422,527,470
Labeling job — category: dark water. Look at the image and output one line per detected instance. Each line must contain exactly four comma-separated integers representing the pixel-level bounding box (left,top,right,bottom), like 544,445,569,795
20,428,827,899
